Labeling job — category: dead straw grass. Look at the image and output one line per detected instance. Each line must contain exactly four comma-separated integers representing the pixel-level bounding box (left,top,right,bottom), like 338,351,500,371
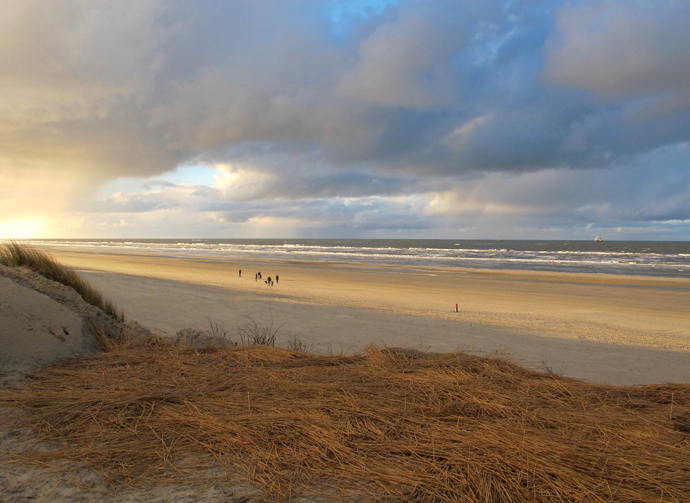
2,344,689,502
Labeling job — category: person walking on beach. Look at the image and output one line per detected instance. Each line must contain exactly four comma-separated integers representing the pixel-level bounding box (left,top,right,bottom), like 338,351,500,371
255,273,258,281
267,276,272,286
239,269,241,277
275,274,279,283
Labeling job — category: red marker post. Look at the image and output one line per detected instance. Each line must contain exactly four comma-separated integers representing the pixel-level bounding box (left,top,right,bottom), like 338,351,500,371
455,303,458,312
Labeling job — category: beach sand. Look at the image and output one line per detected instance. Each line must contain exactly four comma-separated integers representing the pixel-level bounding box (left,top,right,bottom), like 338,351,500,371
48,249,690,386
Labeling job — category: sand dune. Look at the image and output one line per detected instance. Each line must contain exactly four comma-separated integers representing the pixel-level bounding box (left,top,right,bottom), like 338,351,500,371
0,263,139,385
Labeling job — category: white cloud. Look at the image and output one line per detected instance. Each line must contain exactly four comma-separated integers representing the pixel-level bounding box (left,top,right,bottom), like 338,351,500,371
213,164,277,202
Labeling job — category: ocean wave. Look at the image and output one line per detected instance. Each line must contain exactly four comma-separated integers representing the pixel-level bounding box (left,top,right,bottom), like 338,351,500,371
24,239,690,278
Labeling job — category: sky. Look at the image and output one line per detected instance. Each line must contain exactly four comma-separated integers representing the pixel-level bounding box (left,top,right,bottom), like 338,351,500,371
1,0,689,240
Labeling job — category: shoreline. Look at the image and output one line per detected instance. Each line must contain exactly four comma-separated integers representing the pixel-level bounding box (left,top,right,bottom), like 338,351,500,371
38,248,690,385
27,238,690,280
42,245,690,285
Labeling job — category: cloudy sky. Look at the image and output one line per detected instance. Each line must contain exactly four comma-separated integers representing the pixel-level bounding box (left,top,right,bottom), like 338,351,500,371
1,0,689,240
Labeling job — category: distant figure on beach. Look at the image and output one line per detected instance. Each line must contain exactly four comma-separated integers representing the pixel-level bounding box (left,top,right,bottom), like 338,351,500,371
275,274,279,283
267,276,272,286
255,273,258,281
239,269,241,277
258,271,262,279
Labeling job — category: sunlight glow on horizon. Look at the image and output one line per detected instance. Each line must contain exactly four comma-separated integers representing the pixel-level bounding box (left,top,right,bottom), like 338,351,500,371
0,218,48,239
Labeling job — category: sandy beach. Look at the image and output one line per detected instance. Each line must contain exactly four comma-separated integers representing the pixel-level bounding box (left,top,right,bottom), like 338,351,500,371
3,244,690,502
45,248,690,386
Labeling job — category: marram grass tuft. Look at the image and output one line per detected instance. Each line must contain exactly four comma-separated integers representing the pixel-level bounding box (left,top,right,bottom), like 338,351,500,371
0,240,124,322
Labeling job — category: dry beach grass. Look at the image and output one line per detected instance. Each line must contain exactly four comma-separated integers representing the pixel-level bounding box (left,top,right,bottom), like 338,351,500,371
2,343,690,502
0,241,124,322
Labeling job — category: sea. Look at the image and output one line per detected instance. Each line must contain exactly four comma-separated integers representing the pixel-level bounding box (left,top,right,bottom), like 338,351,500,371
28,239,690,279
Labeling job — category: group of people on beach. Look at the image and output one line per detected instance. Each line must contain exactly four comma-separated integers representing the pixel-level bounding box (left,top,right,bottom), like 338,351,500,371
240,269,279,286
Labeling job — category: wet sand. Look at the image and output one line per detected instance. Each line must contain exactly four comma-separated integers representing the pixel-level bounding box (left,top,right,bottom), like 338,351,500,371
48,248,690,386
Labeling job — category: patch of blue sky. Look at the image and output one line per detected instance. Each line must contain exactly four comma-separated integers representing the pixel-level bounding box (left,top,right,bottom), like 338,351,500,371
97,165,217,199
465,23,519,66
325,0,398,38
159,164,217,187
453,1,553,71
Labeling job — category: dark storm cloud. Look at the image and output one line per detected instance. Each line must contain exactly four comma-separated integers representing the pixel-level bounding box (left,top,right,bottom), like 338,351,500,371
5,0,689,178
544,0,690,100
427,142,690,232
197,143,443,202
2,0,690,237
228,169,430,201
